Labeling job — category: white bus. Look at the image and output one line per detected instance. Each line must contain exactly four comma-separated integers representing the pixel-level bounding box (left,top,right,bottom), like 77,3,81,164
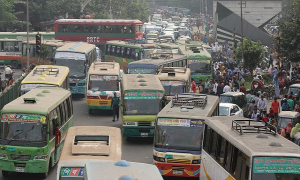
201,116,300,180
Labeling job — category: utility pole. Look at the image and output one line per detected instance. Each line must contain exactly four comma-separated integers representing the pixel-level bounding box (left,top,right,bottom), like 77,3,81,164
240,0,244,64
26,0,29,72
109,0,112,19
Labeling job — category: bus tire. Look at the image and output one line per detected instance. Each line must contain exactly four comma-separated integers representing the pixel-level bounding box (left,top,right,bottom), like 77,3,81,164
11,60,19,69
88,109,93,114
2,170,9,177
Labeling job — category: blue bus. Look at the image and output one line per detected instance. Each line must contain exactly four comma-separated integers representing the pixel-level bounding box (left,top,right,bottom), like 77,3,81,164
54,42,97,97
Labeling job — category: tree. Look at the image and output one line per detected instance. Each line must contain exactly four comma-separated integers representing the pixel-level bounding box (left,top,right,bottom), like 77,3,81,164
236,38,264,76
277,0,300,62
0,0,16,26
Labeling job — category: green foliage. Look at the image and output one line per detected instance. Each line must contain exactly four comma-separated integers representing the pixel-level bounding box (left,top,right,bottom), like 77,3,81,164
0,0,16,25
277,0,300,62
39,44,51,60
236,38,264,76
121,1,150,22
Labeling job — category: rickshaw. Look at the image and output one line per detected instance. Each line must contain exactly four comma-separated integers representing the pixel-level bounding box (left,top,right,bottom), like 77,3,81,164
288,84,300,98
251,77,264,94
220,92,248,116
277,111,300,131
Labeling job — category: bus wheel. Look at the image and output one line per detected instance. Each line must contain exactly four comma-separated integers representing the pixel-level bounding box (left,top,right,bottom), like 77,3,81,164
2,170,9,177
11,61,19,69
88,109,93,114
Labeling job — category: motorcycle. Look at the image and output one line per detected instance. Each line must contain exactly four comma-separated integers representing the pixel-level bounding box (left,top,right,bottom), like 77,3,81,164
0,71,6,92
4,72,15,87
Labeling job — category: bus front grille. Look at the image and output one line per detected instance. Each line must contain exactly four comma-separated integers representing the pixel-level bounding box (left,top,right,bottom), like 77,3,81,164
70,83,76,86
167,159,191,164
11,155,31,161
138,121,151,126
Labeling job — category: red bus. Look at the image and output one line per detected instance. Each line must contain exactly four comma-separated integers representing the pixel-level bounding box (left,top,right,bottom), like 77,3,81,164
55,19,143,49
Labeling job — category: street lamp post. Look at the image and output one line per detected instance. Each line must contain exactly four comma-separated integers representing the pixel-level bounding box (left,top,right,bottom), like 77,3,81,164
26,0,29,72
240,0,244,64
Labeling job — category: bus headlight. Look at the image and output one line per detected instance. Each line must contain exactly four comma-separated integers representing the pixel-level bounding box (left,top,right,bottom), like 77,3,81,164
78,83,85,86
0,153,8,159
151,121,156,126
192,159,201,164
34,155,48,160
123,122,137,126
153,155,165,162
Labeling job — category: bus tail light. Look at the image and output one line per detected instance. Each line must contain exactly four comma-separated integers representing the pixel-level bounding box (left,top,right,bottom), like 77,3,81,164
34,155,48,160
87,96,99,99
192,159,201,164
153,155,165,162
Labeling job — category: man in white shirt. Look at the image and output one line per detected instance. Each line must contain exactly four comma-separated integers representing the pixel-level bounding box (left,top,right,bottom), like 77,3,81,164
5,65,13,81
223,83,231,93
213,80,218,95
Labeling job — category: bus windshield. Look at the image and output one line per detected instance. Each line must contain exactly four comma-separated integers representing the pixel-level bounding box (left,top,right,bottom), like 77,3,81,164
289,87,299,96
277,117,292,130
161,81,186,96
1,122,46,143
220,96,233,103
252,157,300,180
128,68,156,74
188,61,211,74
56,59,86,78
154,119,203,151
124,99,161,115
88,75,119,91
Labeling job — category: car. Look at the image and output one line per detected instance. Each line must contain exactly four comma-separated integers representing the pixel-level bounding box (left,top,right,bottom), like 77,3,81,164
220,92,248,116
219,103,244,117
178,35,191,40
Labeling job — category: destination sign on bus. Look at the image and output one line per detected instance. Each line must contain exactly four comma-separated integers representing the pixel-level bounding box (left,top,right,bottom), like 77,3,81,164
55,52,86,60
124,90,164,99
157,118,203,127
60,167,84,177
188,60,210,63
90,75,117,81
1,114,46,123
21,84,56,91
128,68,156,74
253,157,300,174
161,81,185,86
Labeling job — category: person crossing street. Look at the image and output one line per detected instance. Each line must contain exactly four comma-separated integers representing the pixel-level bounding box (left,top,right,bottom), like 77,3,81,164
111,92,121,122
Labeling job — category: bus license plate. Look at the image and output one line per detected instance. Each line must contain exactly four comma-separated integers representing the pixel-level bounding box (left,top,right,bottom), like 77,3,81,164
173,170,183,175
15,167,24,172
141,133,148,137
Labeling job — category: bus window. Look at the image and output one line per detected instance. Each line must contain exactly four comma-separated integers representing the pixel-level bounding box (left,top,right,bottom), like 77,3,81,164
111,46,116,55
126,48,131,58
55,107,62,126
183,60,187,67
116,46,121,57
106,45,111,54
64,100,71,119
121,47,125,57
68,96,73,114
59,103,66,124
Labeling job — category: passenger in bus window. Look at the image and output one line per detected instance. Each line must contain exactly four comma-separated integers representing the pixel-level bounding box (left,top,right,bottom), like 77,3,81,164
54,124,61,162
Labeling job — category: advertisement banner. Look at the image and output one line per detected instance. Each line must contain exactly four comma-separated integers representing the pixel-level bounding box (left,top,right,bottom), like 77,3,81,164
124,90,164,99
253,157,300,174
1,114,46,124
90,75,118,81
157,118,203,127
161,81,185,86
128,68,156,74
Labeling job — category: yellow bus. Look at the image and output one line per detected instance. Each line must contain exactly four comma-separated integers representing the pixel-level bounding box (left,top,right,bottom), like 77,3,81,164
157,67,191,103
20,65,70,95
57,126,122,179
87,62,121,114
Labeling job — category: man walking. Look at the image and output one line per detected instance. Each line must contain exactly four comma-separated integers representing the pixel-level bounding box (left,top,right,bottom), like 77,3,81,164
111,92,121,122
274,75,280,98
271,97,280,120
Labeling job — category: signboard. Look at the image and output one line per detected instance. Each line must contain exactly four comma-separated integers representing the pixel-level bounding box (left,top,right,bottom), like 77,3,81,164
1,114,46,124
55,52,85,60
89,75,117,81
61,167,84,177
161,81,185,86
188,60,210,63
87,37,100,43
128,68,156,74
157,118,203,127
0,52,22,56
21,84,56,91
124,90,164,99
253,157,300,174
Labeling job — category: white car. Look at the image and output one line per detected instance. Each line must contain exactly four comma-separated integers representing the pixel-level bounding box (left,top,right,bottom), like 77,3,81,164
219,103,244,117
178,35,191,40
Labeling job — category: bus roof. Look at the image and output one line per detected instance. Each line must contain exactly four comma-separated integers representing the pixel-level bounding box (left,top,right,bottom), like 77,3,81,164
88,62,120,75
205,116,300,157
179,44,212,59
157,94,219,119
55,19,142,24
157,67,191,82
106,40,156,49
1,87,71,115
84,161,163,180
21,65,69,86
122,74,165,92
56,42,96,54
59,126,122,162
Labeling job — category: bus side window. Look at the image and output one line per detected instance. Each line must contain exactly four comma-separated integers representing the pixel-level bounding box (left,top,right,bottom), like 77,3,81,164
183,59,187,67
63,101,70,119
203,125,211,152
50,119,55,138
59,103,66,124
56,107,62,126
68,96,73,115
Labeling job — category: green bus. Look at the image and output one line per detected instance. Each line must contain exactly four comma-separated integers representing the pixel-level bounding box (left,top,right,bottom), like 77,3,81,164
121,74,165,138
0,32,55,40
105,40,156,72
179,44,213,83
0,87,73,178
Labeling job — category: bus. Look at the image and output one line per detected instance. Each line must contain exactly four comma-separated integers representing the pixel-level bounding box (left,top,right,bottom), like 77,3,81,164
157,67,191,103
22,40,65,67
0,38,22,68
59,160,163,180
179,44,213,83
20,65,70,95
121,74,165,138
0,87,73,178
127,49,187,74
201,116,300,180
105,40,156,72
54,19,143,50
87,62,121,113
153,93,219,178
57,126,122,180
0,32,55,40
54,42,97,97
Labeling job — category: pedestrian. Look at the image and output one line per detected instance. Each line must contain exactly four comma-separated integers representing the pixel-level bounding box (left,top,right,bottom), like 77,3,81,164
251,109,259,121
287,95,295,111
274,75,280,98
191,78,196,93
257,95,267,116
204,78,210,94
111,92,121,122
287,91,295,100
282,99,289,111
254,93,260,106
271,97,280,120
269,51,274,68
272,67,278,82
232,77,239,91
213,79,218,95
208,80,214,95
240,83,247,94
216,82,223,97
198,80,204,93
203,35,207,44
54,124,61,162
223,83,231,93
247,100,256,118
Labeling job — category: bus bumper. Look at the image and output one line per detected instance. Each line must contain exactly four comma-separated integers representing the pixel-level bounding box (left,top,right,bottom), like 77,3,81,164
87,99,112,110
154,161,200,177
88,105,111,110
122,126,155,137
0,159,48,173
70,86,86,94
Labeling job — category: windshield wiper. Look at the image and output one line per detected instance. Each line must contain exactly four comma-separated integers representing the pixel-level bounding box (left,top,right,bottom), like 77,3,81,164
25,126,34,139
6,130,23,145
